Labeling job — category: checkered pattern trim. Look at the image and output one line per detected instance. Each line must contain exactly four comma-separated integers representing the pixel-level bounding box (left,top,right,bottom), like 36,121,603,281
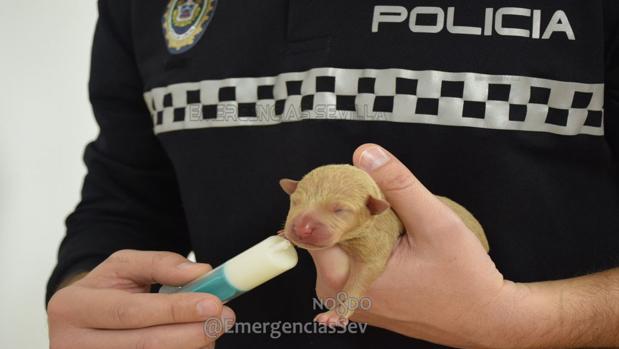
144,67,605,136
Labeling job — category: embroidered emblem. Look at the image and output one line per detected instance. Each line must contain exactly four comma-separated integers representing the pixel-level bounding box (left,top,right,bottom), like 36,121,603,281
162,0,217,54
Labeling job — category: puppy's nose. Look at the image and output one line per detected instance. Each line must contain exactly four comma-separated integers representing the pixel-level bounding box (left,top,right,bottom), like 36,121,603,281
292,215,321,239
294,223,315,237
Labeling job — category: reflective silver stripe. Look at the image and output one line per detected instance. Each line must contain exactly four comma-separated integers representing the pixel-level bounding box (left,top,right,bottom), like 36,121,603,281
143,67,605,136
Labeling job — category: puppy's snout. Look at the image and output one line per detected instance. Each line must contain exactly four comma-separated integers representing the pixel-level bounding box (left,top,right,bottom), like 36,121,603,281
292,214,323,238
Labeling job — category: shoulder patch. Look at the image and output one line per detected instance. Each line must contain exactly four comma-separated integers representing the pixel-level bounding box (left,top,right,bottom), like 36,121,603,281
162,0,217,54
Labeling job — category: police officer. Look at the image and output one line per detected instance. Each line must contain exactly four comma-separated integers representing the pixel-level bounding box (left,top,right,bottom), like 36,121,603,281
47,1,619,348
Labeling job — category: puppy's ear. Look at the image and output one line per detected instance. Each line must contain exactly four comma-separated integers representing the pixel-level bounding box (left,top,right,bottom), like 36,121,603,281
366,195,390,215
279,179,299,195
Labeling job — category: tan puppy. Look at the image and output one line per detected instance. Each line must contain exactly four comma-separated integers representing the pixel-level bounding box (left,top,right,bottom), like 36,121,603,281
279,164,489,326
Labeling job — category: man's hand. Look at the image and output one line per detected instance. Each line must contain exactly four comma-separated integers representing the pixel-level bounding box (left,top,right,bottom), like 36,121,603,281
309,144,619,348
309,144,510,348
47,250,235,349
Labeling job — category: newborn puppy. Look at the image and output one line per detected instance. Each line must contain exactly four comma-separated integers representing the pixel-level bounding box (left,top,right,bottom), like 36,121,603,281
279,164,489,326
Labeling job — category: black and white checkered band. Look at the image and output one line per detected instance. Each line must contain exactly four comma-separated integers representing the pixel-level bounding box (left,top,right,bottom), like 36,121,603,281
143,67,605,136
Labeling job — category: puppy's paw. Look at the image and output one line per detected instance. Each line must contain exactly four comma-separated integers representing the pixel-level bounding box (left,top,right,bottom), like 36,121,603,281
313,310,349,327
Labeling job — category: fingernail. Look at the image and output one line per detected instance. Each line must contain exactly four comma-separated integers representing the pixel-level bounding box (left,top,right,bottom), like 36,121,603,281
359,146,390,171
197,300,220,317
221,307,236,331
177,262,197,270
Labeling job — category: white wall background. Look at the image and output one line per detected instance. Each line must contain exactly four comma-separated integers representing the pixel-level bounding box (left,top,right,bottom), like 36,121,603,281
0,1,99,347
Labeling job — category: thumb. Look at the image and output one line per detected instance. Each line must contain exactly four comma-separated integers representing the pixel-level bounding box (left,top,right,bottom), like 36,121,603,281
353,144,456,243
90,250,212,288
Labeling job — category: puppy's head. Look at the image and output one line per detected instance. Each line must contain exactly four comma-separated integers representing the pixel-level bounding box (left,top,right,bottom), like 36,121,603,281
279,165,390,250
